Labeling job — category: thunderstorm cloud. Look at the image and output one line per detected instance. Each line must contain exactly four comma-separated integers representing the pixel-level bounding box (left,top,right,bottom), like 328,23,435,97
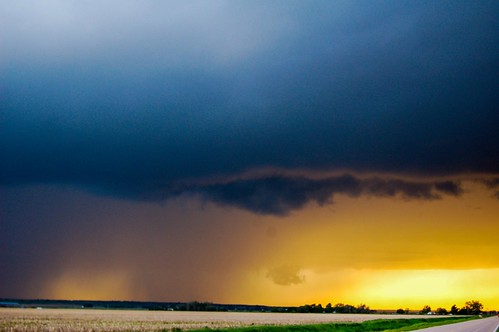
1,1,499,305
1,1,498,204
171,174,463,216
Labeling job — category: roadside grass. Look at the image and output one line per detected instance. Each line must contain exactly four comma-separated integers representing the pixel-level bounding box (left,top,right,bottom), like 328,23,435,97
189,317,476,332
382,317,476,331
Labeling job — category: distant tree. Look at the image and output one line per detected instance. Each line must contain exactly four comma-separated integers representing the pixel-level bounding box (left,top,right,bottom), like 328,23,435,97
332,303,344,313
464,300,483,315
297,304,313,313
322,302,373,314
330,303,354,313
420,305,432,315
296,303,327,313
331,303,341,313
355,304,371,314
396,308,405,314
457,307,468,315
450,305,459,315
346,304,356,313
435,307,448,315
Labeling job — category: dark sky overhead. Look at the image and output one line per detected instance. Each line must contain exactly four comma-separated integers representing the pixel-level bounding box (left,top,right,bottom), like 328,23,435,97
1,1,499,309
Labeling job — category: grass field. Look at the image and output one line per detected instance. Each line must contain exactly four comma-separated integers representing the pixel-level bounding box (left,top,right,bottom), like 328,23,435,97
0,308,471,332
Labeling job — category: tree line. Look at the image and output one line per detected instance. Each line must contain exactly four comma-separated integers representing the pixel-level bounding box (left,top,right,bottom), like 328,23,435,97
168,300,488,315
3,299,493,315
287,303,374,314
412,300,484,316
282,300,488,315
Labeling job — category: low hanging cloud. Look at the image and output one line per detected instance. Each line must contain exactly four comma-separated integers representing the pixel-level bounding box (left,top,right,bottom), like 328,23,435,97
267,265,305,286
481,178,499,199
1,1,496,218
166,174,463,216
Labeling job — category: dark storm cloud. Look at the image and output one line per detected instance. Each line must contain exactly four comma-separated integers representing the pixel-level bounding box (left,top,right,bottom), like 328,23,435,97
481,178,499,199
433,180,463,196
170,174,462,216
1,1,498,202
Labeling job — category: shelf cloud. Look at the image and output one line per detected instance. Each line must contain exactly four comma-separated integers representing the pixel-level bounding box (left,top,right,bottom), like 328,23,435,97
166,174,463,216
1,0,498,307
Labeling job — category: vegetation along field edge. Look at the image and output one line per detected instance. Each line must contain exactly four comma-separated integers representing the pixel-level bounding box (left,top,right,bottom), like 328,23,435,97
189,317,478,332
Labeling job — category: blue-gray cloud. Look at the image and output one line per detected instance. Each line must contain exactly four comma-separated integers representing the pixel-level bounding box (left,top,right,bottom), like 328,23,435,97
169,174,463,216
1,0,498,208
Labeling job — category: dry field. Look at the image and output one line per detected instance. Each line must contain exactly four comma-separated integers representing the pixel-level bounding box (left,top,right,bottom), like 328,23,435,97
0,308,436,332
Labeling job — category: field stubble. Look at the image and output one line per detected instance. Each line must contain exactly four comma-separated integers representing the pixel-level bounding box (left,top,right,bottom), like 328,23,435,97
0,308,445,332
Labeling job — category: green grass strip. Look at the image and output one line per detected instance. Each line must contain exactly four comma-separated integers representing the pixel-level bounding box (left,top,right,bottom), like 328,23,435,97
189,317,476,332
383,317,476,331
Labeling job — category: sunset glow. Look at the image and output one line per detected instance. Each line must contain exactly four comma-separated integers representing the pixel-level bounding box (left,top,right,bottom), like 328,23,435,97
3,180,498,310
1,1,498,312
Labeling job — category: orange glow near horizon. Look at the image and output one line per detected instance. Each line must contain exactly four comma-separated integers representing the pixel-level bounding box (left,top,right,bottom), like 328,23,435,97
227,180,499,310
48,269,139,301
8,180,499,310
228,267,499,310
356,268,499,310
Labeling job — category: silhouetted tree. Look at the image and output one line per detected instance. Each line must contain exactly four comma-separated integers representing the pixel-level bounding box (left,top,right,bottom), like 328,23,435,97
296,303,325,313
298,302,374,314
450,305,459,315
333,303,356,313
355,304,371,313
435,307,448,315
396,308,405,314
457,307,468,315
463,300,483,315
420,305,432,314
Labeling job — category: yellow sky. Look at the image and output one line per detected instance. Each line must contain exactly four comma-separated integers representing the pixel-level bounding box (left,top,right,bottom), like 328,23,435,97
224,180,499,310
7,180,498,310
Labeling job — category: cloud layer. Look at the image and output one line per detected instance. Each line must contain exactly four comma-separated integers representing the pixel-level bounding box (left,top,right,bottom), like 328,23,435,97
1,1,498,203
173,174,463,215
1,1,499,308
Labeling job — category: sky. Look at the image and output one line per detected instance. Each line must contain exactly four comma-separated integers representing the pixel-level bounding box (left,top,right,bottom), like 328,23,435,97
1,0,499,310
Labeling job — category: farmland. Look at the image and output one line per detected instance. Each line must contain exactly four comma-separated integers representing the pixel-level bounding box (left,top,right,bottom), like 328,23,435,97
0,308,456,332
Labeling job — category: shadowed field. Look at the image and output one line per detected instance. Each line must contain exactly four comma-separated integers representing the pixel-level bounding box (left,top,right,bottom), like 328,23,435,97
0,308,453,332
